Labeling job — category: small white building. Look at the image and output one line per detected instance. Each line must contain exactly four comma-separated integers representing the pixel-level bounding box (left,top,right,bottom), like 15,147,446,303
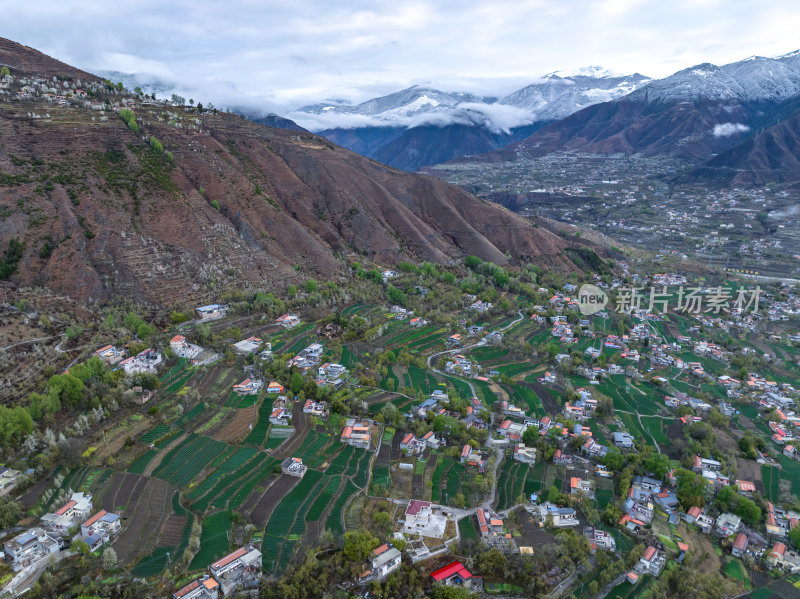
370,543,402,579
233,337,262,355
41,492,93,535
280,457,307,478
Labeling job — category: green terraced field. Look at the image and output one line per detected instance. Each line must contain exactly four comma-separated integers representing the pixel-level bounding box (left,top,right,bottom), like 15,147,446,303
307,476,344,521
189,510,232,570
243,396,275,446
153,434,227,487
139,424,171,445
325,479,359,535
458,516,479,541
127,450,157,474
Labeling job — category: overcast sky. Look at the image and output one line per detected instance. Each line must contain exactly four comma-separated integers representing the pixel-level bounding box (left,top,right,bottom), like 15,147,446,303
4,0,800,112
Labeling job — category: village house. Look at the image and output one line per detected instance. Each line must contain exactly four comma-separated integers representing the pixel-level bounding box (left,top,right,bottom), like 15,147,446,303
613,432,635,449
232,379,263,394
233,337,262,355
460,445,483,469
732,532,748,558
584,526,616,552
513,443,537,465
268,395,291,426
266,382,284,394
636,546,666,576
170,335,201,359
195,303,228,321
80,510,121,544
447,333,463,346
317,363,348,387
497,419,526,441
287,343,324,370
445,355,476,376
430,561,473,589
582,437,608,458
570,477,595,498
400,433,426,456
120,348,163,375
172,575,220,599
340,419,371,449
3,527,61,572
370,544,402,579
94,344,125,365
716,513,742,537
403,500,448,538
422,431,440,449
534,502,579,528
275,314,300,328
41,492,93,535
766,541,800,573
280,457,307,478
0,467,22,496
208,545,262,595
302,399,329,419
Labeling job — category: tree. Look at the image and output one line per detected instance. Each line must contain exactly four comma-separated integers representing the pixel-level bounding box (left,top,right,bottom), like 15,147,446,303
789,525,800,550
431,586,471,599
290,372,304,394
643,453,670,479
305,279,318,294
102,547,118,569
342,530,379,562
675,468,707,510
0,66,9,77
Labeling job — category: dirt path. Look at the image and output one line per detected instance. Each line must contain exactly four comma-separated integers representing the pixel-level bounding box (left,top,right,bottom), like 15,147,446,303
273,402,310,459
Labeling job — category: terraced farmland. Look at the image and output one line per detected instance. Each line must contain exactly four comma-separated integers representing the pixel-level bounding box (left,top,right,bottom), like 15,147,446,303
243,396,275,447
189,510,232,570
153,434,227,487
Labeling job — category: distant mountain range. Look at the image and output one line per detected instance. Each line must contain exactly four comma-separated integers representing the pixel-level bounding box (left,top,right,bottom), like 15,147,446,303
287,71,651,171
435,50,800,187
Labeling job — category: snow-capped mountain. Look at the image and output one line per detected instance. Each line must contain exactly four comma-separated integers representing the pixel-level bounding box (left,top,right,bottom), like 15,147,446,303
500,72,650,122
452,48,800,185
287,70,651,170
629,54,800,103
291,72,650,133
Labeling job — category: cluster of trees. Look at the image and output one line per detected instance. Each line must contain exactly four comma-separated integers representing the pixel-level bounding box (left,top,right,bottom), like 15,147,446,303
714,485,761,526
118,108,138,133
0,238,23,279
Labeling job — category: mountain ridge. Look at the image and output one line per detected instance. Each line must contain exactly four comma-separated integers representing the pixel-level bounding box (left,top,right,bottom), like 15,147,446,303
0,38,581,305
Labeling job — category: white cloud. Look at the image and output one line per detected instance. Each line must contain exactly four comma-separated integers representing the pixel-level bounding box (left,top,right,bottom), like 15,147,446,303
2,0,800,112
713,122,750,137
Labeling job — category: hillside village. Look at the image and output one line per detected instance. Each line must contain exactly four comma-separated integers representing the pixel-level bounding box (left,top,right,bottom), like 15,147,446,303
3,38,800,599
0,248,797,599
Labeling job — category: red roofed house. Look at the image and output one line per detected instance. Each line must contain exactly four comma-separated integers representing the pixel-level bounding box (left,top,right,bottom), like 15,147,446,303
209,544,262,594
736,480,756,495
430,561,472,588
172,575,220,599
636,546,665,576
732,533,748,558
267,381,284,394
41,492,93,535
341,419,371,449
684,505,702,524
80,510,121,539
476,508,489,536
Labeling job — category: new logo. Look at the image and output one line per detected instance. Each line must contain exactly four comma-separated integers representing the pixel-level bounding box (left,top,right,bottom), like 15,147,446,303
577,284,609,315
